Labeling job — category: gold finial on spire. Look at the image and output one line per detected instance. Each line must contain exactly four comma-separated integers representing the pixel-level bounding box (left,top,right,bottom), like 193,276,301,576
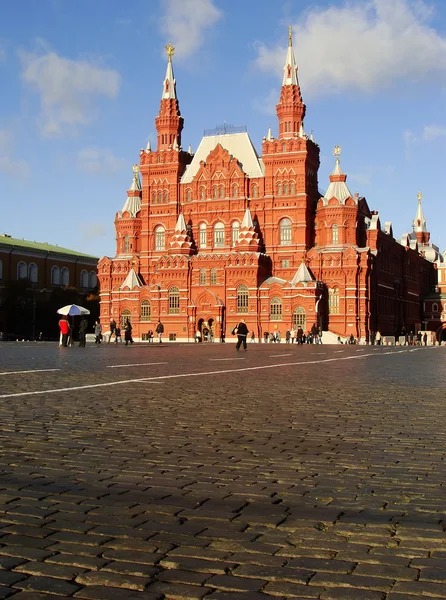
288,25,293,47
333,145,341,157
165,42,175,61
417,191,422,202
132,163,139,179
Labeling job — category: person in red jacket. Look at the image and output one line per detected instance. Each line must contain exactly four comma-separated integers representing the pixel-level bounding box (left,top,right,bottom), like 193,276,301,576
58,316,70,347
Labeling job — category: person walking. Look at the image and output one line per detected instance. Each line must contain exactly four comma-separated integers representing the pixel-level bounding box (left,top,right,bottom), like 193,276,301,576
423,332,428,346
94,320,102,345
108,318,117,343
235,319,249,351
78,317,88,347
59,316,70,347
115,325,122,343
251,330,255,343
156,320,164,343
124,319,133,345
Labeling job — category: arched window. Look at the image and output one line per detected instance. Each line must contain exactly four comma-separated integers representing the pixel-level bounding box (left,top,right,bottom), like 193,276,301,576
213,186,218,198
157,191,163,204
232,184,238,198
0,259,2,280
270,297,282,320
290,182,295,194
293,307,306,329
200,186,205,199
214,222,225,248
17,261,27,280
89,271,97,288
186,189,191,202
433,303,438,312
152,190,156,203
277,182,282,196
80,270,88,287
140,300,151,321
123,235,130,253
28,263,38,283
332,224,339,244
252,184,258,198
199,223,207,248
61,267,69,286
210,268,217,285
280,218,292,245
329,288,339,314
51,265,60,285
169,286,180,314
283,182,289,195
199,269,206,285
164,191,168,203
155,226,165,251
237,284,249,313
121,309,131,327
232,221,240,244
219,186,224,198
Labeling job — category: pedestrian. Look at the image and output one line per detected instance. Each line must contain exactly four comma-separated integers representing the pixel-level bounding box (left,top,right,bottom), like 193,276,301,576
290,328,295,343
78,317,88,347
376,331,381,345
109,318,117,343
156,320,164,343
285,330,291,343
423,332,428,346
148,329,153,343
195,329,201,343
115,325,122,343
251,330,255,343
59,316,70,347
210,327,215,342
94,320,102,345
277,331,281,343
264,331,269,343
297,326,303,345
409,331,414,345
234,319,249,351
124,319,133,345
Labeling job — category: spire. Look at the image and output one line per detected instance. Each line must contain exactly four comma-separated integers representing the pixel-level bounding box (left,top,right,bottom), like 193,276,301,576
235,208,260,252
120,268,142,290
175,212,187,232
291,262,315,286
169,212,193,254
323,146,353,204
121,164,142,217
276,26,305,140
155,43,184,151
146,139,151,152
413,192,430,244
266,126,273,141
241,208,254,229
162,43,177,100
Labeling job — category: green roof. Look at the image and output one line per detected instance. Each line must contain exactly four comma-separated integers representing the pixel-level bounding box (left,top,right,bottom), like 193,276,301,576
0,235,98,259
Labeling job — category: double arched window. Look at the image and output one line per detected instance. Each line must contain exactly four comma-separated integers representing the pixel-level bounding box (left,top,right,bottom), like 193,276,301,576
332,224,339,244
140,300,151,321
123,235,130,253
280,218,292,245
51,265,60,285
169,286,180,314
270,297,282,321
293,307,306,329
17,261,27,280
155,226,165,251
329,288,339,314
214,223,225,248
199,223,207,248
232,222,240,244
237,284,249,313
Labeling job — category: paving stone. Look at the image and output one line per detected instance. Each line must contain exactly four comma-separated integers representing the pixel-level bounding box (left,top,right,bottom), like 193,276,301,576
320,588,386,599
156,569,211,586
159,556,237,575
45,553,109,570
12,575,81,596
262,581,324,597
353,563,419,580
7,593,70,600
14,561,87,580
73,587,163,599
145,581,212,599
419,568,446,582
100,561,160,577
101,549,163,565
287,558,355,573
232,564,313,584
75,571,153,591
309,572,394,592
205,574,267,592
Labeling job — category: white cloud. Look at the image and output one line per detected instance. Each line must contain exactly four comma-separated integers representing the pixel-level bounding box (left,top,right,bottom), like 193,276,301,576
404,124,446,146
423,125,446,141
76,147,126,174
20,47,120,136
80,222,108,240
254,0,446,98
160,0,223,59
0,129,30,178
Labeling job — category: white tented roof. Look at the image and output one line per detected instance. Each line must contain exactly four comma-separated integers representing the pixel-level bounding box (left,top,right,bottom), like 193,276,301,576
324,159,353,204
181,132,264,183
120,268,142,290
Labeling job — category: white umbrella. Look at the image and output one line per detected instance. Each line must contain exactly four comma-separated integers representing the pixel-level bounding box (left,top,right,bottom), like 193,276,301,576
57,304,90,316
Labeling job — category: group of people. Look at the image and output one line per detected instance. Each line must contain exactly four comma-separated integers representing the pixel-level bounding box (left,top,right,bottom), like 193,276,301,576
195,326,215,343
58,315,88,347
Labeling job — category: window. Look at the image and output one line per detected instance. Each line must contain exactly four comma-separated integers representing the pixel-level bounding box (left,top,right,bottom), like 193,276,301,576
210,268,217,285
277,183,282,196
89,271,97,288
283,182,289,195
17,261,27,280
293,307,306,329
281,259,290,268
280,218,292,245
152,190,156,203
123,235,130,253
80,270,89,287
214,222,225,248
232,222,240,244
164,191,168,203
155,226,165,251
200,186,205,199
157,191,163,204
270,297,282,320
186,189,191,202
290,182,295,194
252,184,258,198
61,267,69,286
199,223,207,248
28,263,38,283
433,303,438,312
237,284,249,313
332,224,339,244
51,265,60,285
232,184,238,198
169,286,180,314
140,300,151,321
219,186,224,198
213,186,218,198
121,309,131,327
199,269,206,285
329,288,339,314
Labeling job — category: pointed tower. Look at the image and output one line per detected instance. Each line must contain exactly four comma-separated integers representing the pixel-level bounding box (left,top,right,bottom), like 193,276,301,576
413,192,430,245
276,26,306,139
168,212,193,255
155,43,184,151
115,164,143,256
235,208,261,252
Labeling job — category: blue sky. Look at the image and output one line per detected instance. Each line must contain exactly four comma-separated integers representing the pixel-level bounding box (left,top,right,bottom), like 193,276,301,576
1,0,446,258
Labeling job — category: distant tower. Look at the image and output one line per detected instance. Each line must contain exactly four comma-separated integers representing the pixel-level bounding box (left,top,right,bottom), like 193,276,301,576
155,43,184,150
413,192,430,245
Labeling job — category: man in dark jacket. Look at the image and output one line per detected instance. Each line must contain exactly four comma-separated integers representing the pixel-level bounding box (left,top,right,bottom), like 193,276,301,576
78,317,88,347
235,319,249,351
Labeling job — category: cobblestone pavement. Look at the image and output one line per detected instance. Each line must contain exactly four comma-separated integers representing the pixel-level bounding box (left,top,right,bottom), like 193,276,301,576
0,341,445,599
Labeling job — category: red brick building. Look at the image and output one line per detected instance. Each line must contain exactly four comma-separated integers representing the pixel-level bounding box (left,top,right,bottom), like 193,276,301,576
98,31,440,342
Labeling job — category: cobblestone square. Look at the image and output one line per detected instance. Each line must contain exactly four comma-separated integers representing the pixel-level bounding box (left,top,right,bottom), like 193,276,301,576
0,342,445,599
